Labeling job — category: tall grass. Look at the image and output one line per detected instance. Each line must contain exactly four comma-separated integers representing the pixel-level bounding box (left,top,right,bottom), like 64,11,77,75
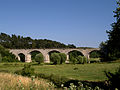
0,72,54,90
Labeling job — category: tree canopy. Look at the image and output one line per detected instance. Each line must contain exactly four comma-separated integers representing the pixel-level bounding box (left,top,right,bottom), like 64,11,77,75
0,33,76,49
100,0,120,61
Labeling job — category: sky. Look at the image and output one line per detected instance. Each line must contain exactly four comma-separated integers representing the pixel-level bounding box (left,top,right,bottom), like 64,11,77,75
0,0,117,48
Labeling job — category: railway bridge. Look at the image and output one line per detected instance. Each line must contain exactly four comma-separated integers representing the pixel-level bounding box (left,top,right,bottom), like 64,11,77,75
10,48,100,63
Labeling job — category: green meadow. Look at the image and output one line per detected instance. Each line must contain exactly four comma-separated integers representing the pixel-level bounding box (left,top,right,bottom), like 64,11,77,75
0,62,120,81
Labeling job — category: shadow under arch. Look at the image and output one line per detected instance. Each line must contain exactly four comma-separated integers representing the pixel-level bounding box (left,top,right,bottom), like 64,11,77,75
89,50,101,58
18,53,25,62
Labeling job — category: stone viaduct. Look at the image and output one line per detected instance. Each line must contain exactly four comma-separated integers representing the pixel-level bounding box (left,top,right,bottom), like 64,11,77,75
10,48,100,63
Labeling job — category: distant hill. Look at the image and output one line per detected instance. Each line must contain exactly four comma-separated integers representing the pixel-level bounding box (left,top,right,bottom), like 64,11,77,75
0,33,94,49
0,33,77,49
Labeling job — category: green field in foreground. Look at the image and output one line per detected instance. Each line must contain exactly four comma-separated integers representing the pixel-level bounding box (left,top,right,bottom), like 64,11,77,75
0,62,120,81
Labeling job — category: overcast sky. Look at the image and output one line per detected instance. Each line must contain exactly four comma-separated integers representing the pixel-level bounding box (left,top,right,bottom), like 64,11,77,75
0,0,117,48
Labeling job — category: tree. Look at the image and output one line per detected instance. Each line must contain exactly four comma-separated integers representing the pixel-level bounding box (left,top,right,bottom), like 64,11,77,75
77,56,83,64
35,53,44,64
50,53,61,65
59,53,67,64
100,0,120,60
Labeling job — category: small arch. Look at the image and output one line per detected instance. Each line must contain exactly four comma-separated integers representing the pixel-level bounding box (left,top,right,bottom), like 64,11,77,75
89,50,101,58
29,50,43,62
18,53,25,62
68,50,84,60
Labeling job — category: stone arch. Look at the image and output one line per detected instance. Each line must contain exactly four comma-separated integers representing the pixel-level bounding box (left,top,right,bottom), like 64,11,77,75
18,53,25,62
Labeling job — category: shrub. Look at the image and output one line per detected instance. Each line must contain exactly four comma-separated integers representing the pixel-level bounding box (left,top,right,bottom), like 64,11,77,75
35,53,44,64
0,44,18,62
2,56,18,62
36,73,69,87
104,66,120,90
83,56,87,64
77,56,83,64
71,57,77,64
50,53,61,65
59,53,67,64
15,64,35,77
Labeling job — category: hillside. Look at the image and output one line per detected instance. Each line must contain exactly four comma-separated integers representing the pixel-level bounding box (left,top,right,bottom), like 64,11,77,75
0,33,76,49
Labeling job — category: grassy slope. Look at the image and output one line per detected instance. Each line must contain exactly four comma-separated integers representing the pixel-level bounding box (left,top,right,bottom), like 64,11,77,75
0,72,54,90
0,62,120,81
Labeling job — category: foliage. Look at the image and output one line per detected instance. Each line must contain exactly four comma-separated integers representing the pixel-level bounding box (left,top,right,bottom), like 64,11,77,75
64,82,102,90
15,64,35,77
71,57,77,64
59,53,67,64
30,51,40,62
2,56,19,62
0,33,76,49
100,0,120,61
69,51,83,61
83,56,87,64
104,66,120,90
50,53,61,64
36,73,69,87
35,53,44,64
77,56,83,64
90,51,101,58
0,44,18,62
0,54,2,62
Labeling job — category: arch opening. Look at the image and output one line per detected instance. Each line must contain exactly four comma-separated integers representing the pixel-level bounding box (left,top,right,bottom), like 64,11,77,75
30,50,43,62
89,50,101,58
18,53,25,62
68,50,84,61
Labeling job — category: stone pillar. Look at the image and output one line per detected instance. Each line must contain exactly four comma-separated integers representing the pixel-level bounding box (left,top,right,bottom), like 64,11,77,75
44,53,50,63
65,53,69,63
87,54,90,63
17,55,20,61
25,54,32,63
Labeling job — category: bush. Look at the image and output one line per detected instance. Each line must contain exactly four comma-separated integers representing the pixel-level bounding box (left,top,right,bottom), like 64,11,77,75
2,56,19,62
50,53,61,65
83,56,87,64
104,66,120,90
15,64,35,77
36,73,69,87
35,53,44,64
0,44,18,62
77,56,83,64
59,53,67,64
71,57,77,64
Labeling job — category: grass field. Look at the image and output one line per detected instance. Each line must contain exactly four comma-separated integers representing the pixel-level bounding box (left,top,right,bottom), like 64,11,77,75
0,62,120,81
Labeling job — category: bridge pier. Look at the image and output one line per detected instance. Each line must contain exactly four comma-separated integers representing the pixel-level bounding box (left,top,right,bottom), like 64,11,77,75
65,53,69,63
44,54,50,63
25,54,32,62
